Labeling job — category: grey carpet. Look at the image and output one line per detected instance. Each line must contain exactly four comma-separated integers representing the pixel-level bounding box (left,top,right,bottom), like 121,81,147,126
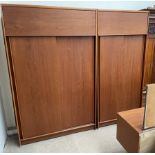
4,125,126,153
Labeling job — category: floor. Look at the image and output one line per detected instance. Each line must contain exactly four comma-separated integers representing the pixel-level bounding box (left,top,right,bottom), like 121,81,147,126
4,125,126,153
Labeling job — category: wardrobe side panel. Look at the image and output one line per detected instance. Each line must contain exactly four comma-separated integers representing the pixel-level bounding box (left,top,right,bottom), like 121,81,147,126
143,38,155,86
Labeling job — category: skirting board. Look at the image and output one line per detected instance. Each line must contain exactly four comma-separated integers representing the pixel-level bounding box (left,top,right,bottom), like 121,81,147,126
21,124,95,145
7,127,17,136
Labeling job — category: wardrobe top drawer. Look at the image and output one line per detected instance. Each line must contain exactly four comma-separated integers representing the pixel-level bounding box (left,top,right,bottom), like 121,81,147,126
98,11,148,36
2,5,96,36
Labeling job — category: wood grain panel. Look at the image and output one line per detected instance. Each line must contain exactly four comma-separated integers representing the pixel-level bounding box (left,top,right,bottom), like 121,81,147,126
98,11,148,36
21,124,94,144
143,38,155,86
2,6,96,36
151,39,155,83
9,36,95,139
117,108,144,153
100,36,144,123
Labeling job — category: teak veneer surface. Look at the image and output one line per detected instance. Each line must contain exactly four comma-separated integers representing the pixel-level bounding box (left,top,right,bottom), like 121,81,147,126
118,108,144,133
2,5,96,36
142,8,155,87
117,107,155,152
150,39,155,83
1,4,149,144
100,36,145,123
98,11,148,35
143,38,155,86
117,108,144,152
9,36,95,139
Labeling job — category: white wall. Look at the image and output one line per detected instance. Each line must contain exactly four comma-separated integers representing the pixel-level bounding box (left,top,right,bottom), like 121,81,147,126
0,96,7,152
0,1,154,130
0,1,155,10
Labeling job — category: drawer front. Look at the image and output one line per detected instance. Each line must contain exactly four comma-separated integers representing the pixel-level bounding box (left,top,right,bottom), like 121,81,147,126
98,11,148,36
2,6,96,36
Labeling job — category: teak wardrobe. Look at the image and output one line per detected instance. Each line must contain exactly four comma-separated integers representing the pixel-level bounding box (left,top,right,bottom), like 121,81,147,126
143,8,155,86
1,4,149,144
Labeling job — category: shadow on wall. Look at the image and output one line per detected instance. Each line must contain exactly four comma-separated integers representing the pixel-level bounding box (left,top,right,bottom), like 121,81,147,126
0,6,16,129
0,86,7,152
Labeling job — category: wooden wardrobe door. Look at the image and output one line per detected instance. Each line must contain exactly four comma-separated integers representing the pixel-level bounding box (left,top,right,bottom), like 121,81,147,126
9,37,95,139
143,38,155,86
99,36,145,123
98,10,148,125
